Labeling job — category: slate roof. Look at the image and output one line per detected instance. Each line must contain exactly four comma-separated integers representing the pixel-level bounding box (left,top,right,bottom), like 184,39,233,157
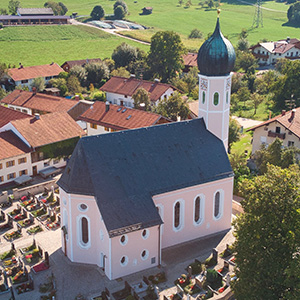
11,112,85,148
78,101,171,130
249,107,300,138
0,105,31,128
0,131,31,160
100,76,178,102
8,63,63,82
1,90,78,114
58,118,233,237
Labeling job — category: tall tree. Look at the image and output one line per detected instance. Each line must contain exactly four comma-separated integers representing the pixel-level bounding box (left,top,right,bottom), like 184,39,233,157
132,88,151,111
251,92,264,115
8,0,20,15
155,92,189,121
228,117,241,152
114,5,125,19
147,31,186,83
85,62,109,87
113,0,128,14
112,43,138,69
91,5,105,20
232,164,300,300
31,77,45,92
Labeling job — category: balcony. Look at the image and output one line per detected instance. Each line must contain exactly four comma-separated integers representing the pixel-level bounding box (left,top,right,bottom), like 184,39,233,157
268,131,286,139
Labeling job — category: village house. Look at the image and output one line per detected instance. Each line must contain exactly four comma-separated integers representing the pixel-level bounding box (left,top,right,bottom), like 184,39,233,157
249,107,300,153
61,58,102,72
0,112,85,186
100,76,179,108
58,17,236,280
78,101,171,135
250,38,300,66
1,63,64,91
182,53,198,73
0,105,31,128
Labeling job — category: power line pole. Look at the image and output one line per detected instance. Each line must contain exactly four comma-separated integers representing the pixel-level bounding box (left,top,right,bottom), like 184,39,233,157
252,0,263,28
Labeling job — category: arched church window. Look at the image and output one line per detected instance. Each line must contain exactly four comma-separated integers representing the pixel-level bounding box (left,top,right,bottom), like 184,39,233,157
202,91,206,104
226,92,229,104
174,201,180,229
81,217,89,244
213,92,219,106
214,192,221,219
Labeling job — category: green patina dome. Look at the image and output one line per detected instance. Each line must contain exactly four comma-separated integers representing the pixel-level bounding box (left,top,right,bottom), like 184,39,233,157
197,18,236,76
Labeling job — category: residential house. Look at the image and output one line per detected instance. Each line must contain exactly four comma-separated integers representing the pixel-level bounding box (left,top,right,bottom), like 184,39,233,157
182,53,198,73
0,105,31,128
100,76,178,108
58,17,236,280
249,107,300,153
61,59,102,72
78,101,171,135
250,38,300,66
2,63,64,90
0,112,85,185
17,8,54,16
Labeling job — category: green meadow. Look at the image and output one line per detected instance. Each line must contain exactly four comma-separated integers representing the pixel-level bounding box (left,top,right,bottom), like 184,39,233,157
0,0,299,65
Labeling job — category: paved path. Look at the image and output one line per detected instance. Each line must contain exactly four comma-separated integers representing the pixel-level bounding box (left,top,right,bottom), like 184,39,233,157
236,0,286,13
232,116,263,129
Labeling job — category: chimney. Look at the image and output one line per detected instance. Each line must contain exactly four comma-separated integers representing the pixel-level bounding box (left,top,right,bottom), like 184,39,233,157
32,87,37,94
34,113,40,120
130,74,136,78
105,100,110,112
154,78,160,83
281,110,286,116
86,58,89,64
74,95,80,101
287,37,290,44
291,108,296,119
18,63,23,69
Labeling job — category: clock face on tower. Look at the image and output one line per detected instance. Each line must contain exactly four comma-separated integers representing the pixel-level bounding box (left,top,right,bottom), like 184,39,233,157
200,79,208,91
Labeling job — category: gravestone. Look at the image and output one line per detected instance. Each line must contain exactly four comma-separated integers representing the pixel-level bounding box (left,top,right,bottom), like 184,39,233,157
188,265,192,278
225,274,231,287
212,248,218,264
223,260,229,271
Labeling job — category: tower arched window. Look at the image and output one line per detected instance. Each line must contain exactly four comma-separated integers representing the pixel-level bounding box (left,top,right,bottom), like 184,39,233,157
226,92,229,104
174,202,180,229
202,91,206,104
81,217,89,244
213,92,219,106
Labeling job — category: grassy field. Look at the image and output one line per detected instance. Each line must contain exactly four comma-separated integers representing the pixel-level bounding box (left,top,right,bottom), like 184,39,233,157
0,25,149,66
231,131,253,156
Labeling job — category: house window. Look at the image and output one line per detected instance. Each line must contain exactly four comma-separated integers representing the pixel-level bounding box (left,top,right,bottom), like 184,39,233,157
21,80,28,84
141,249,149,260
288,141,294,147
213,92,219,106
44,162,50,167
258,50,260,54
151,257,156,264
173,200,184,231
0,176,3,182
120,234,128,246
45,76,52,80
90,123,97,129
81,217,89,244
104,127,109,131
6,160,15,168
125,95,128,98
202,91,206,104
276,126,281,134
7,173,16,180
120,256,128,266
213,191,223,220
111,129,117,132
0,163,2,169
142,229,149,240
53,158,60,164
18,157,27,164
291,52,293,57
194,195,204,225
19,169,28,176
39,152,44,160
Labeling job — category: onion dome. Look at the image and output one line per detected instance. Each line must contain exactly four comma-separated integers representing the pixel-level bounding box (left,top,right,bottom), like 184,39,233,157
197,17,235,76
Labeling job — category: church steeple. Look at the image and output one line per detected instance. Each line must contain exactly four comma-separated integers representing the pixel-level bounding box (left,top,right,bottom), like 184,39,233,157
197,14,235,151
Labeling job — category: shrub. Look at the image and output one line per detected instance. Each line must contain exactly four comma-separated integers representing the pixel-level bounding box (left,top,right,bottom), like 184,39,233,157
114,5,125,20
205,256,217,267
188,28,203,39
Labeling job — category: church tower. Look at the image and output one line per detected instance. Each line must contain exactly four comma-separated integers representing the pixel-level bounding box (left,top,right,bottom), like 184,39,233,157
197,15,236,151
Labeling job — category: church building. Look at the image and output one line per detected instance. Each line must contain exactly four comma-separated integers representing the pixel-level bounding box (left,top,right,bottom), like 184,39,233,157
58,17,236,280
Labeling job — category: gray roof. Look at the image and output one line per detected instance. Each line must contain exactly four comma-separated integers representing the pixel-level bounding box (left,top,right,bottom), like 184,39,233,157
17,8,54,16
58,118,233,237
0,15,69,20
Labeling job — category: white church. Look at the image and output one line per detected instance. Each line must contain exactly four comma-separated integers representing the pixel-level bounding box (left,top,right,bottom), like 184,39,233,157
58,16,236,280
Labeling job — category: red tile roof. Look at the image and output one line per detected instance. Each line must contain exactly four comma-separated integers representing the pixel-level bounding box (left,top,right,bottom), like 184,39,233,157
1,90,78,114
78,101,171,130
183,53,198,68
100,76,178,102
0,131,31,160
249,107,300,138
61,58,102,70
8,63,63,82
0,105,31,128
11,112,86,148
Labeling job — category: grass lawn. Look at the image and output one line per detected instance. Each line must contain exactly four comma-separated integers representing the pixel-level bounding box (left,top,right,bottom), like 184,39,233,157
231,131,253,156
0,25,149,66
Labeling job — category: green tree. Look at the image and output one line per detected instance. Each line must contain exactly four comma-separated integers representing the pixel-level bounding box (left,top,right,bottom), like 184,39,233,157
67,75,82,94
232,164,300,300
8,0,20,15
31,77,45,92
103,58,115,72
49,78,68,96
58,2,68,14
148,31,186,82
287,1,300,25
0,62,7,80
85,62,109,87
251,92,264,115
188,28,203,39
231,73,246,94
182,66,198,96
114,5,125,19
113,0,128,14
112,43,139,69
155,92,189,121
239,28,248,39
228,117,241,152
91,5,105,20
111,67,130,78
0,88,7,100
236,86,250,109
0,8,8,14
236,38,249,52
235,51,258,74
69,65,87,86
132,88,151,111
44,1,68,15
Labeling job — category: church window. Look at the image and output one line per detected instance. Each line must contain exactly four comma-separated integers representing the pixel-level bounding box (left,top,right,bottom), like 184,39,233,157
202,91,206,104
141,249,149,260
120,256,128,266
213,92,219,106
120,234,128,245
174,202,180,229
213,190,223,220
78,203,88,212
173,200,184,231
194,195,204,225
142,229,149,239
81,217,89,244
